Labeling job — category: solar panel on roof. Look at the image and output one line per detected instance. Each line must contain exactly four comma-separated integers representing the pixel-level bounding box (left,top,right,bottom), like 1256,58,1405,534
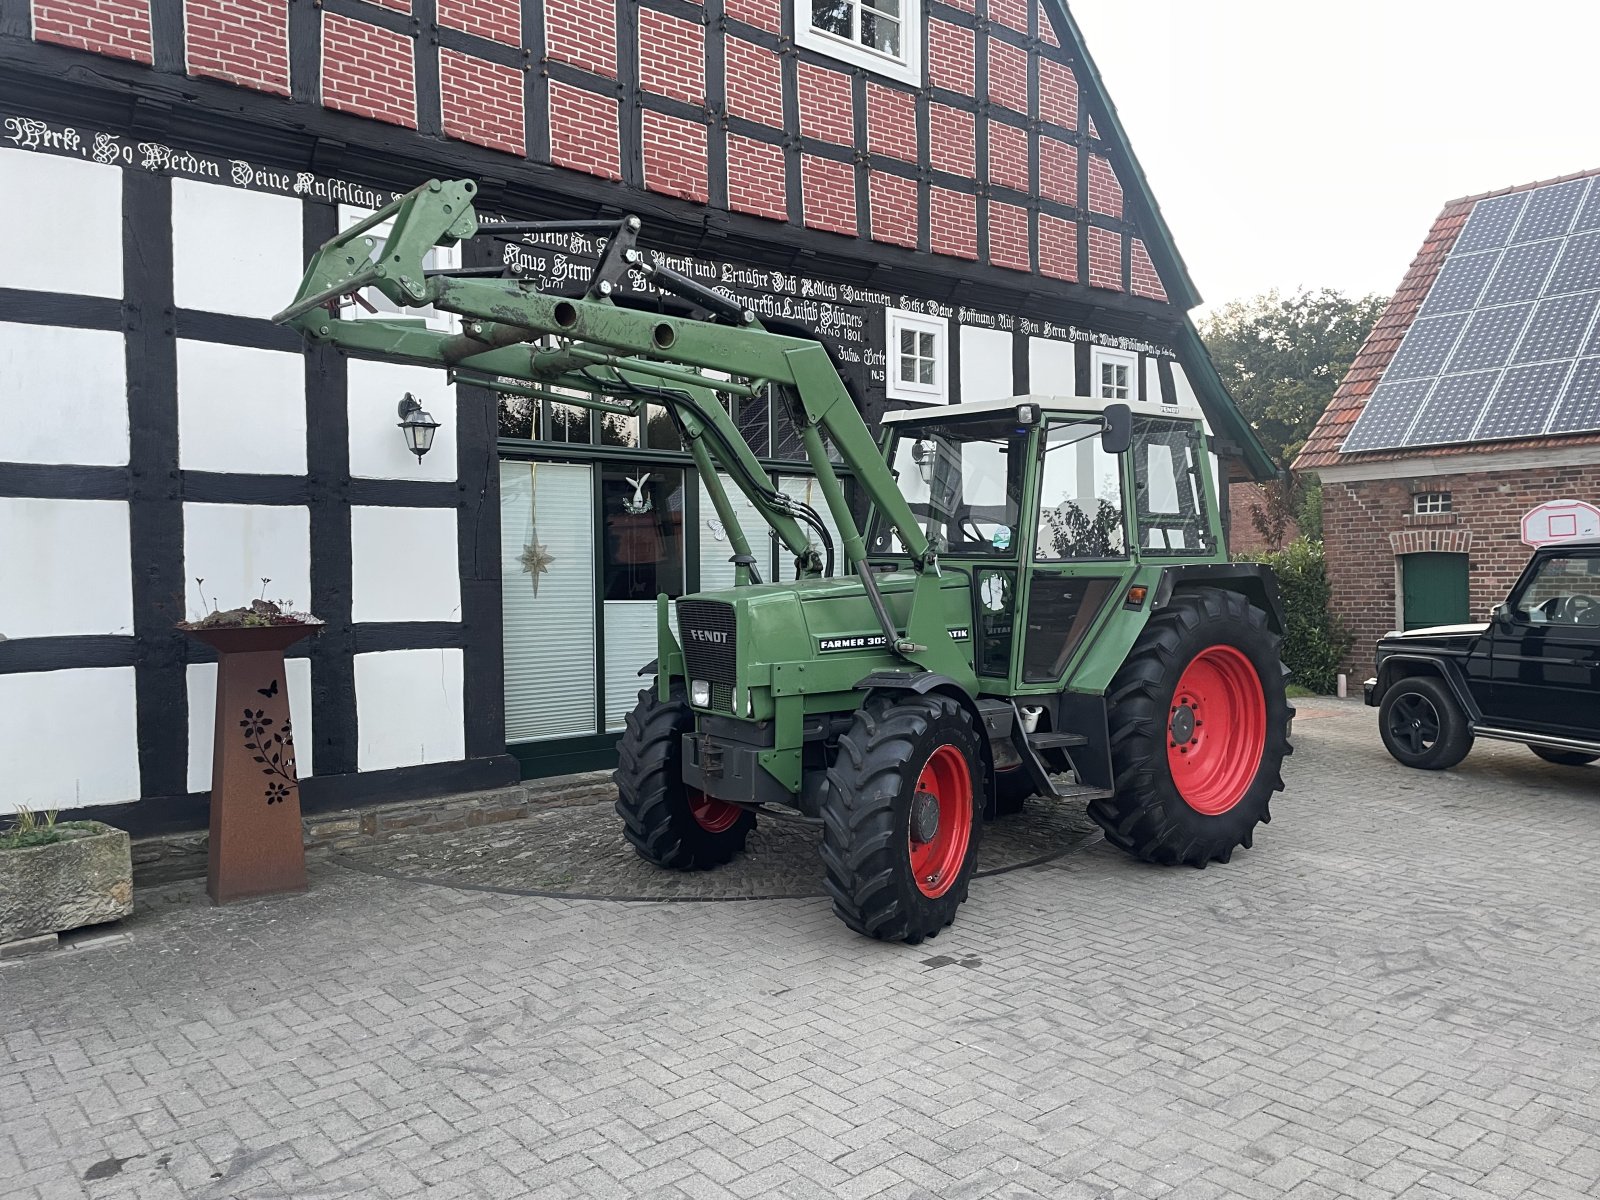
1341,174,1600,454
1407,370,1499,447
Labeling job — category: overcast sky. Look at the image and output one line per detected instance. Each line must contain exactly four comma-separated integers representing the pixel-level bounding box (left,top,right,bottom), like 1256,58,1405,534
1070,1,1600,313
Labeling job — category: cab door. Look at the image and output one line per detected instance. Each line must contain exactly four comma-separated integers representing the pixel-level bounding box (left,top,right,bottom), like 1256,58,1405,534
1018,420,1132,685
1484,549,1600,739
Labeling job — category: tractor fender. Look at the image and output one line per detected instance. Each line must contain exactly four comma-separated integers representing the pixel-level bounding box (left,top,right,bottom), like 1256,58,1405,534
854,671,994,781
1373,653,1482,724
1152,563,1287,635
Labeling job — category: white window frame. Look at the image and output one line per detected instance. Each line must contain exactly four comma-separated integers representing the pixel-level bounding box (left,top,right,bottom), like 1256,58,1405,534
885,308,949,404
797,0,922,86
1413,491,1453,515
337,204,461,333
1092,347,1138,402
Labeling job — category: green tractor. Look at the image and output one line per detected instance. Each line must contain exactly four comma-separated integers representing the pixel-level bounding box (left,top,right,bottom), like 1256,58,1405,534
277,179,1294,942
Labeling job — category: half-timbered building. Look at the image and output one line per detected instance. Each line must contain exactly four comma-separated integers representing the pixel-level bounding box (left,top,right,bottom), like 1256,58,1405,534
0,0,1273,830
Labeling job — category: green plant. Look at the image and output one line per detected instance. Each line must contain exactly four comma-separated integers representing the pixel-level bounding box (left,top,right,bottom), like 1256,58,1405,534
0,807,97,850
1243,537,1351,695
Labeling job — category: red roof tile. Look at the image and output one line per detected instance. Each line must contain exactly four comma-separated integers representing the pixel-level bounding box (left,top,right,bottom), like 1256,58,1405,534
1295,166,1600,471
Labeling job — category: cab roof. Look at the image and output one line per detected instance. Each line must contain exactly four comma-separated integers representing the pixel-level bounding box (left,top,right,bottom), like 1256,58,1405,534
880,394,1206,426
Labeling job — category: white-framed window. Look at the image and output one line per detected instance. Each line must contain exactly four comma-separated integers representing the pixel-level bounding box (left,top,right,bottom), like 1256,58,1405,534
1414,491,1453,515
885,308,949,404
337,205,461,333
1092,347,1137,402
798,0,922,86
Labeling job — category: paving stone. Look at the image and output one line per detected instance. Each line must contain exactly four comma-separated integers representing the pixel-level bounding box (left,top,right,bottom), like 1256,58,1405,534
6,699,1600,1198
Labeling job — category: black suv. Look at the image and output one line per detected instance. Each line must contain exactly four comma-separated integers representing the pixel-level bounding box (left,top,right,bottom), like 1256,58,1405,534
1365,539,1600,770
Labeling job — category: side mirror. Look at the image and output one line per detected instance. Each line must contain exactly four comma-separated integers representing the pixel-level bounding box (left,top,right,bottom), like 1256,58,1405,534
1490,602,1511,623
1101,403,1132,455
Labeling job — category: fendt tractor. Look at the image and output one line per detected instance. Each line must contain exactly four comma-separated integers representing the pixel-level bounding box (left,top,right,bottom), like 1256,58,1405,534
275,179,1295,942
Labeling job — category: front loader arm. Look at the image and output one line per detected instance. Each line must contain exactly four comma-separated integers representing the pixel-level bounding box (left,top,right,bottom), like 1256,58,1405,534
274,178,965,678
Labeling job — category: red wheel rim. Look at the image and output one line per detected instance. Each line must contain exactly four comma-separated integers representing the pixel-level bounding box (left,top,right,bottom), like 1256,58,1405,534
908,744,974,899
1167,645,1266,816
689,789,743,833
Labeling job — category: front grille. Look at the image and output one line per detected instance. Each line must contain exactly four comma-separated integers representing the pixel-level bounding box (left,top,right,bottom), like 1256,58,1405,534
711,683,735,713
678,600,737,684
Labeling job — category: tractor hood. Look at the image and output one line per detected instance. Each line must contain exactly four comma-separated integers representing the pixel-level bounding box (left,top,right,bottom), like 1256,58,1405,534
673,570,978,716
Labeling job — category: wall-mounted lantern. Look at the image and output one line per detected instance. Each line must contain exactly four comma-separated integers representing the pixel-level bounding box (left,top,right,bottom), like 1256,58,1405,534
396,393,441,463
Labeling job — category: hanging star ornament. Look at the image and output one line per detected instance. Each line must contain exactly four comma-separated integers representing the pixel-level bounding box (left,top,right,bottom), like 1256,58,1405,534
520,542,555,596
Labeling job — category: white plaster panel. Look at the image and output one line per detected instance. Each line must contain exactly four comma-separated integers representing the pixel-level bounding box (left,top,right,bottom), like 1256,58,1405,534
171,179,304,319
349,506,461,623
1147,356,1165,405
186,658,313,793
0,149,123,299
0,667,139,813
176,340,307,474
1171,362,1200,409
183,503,311,620
347,359,457,481
1027,337,1076,399
0,322,128,466
0,498,132,637
354,648,465,771
960,326,1015,404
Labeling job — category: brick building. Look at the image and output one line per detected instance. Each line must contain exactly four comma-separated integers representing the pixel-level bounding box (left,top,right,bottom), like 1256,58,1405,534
1297,169,1600,671
0,0,1273,832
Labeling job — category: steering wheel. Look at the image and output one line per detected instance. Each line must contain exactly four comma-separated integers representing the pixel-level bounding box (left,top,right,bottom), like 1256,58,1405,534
1562,594,1600,625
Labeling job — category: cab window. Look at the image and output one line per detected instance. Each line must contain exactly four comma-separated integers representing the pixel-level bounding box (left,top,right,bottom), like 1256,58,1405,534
870,417,1025,557
1034,421,1126,560
1514,554,1600,627
1133,417,1215,556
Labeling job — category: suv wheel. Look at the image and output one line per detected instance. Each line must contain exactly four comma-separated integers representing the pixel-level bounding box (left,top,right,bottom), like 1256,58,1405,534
1378,676,1472,770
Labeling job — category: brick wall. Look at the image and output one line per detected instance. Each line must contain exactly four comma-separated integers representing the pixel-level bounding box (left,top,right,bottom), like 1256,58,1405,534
17,0,1186,307
641,110,708,203
725,38,783,129
437,0,516,45
988,122,1029,194
726,134,786,222
1228,482,1300,557
801,154,856,237
1323,463,1600,672
440,49,524,156
929,105,975,179
638,8,703,106
33,0,152,63
185,0,288,95
322,15,415,128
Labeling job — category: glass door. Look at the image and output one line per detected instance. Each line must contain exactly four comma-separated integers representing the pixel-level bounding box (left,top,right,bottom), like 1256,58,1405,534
601,466,685,730
500,461,596,741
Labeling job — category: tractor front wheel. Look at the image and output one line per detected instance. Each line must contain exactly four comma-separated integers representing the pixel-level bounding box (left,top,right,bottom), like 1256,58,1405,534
821,693,984,943
1091,588,1291,867
614,681,755,870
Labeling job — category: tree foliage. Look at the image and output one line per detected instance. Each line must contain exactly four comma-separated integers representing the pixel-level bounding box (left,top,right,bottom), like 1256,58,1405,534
1201,288,1388,467
1245,537,1351,695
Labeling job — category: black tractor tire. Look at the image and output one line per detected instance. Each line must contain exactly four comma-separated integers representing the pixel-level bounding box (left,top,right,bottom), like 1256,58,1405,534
1529,745,1600,767
1378,675,1473,771
820,692,985,943
1090,588,1291,867
614,681,755,870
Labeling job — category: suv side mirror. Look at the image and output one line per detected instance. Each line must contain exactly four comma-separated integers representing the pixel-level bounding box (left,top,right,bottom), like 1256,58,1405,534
1101,403,1132,455
1490,602,1511,623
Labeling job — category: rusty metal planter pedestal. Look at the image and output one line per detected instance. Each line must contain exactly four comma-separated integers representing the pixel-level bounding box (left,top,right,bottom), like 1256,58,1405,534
183,623,320,905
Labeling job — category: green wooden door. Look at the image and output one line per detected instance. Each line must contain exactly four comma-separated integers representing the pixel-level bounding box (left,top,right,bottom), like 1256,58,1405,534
1402,553,1470,630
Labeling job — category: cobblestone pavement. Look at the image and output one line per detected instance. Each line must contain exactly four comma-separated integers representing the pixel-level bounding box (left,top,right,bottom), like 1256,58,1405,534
333,791,1100,900
6,697,1600,1200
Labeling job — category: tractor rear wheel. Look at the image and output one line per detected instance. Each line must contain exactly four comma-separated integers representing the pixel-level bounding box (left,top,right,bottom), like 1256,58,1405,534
1091,588,1291,867
614,681,755,870
821,693,984,943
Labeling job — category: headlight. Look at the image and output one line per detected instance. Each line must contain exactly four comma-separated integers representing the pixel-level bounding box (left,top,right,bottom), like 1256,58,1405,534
690,679,711,707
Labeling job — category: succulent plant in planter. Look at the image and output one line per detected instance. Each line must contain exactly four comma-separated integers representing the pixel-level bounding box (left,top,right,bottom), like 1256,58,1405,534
0,807,134,949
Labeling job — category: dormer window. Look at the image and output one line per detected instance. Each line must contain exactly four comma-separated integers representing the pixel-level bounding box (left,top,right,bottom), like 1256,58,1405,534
800,0,922,85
